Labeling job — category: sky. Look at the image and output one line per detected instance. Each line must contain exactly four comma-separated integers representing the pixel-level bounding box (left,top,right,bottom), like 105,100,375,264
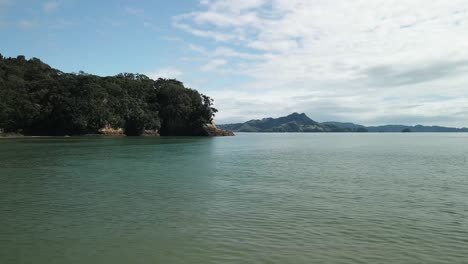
2,0,468,127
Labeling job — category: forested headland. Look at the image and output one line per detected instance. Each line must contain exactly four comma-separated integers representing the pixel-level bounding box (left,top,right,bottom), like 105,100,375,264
0,54,232,136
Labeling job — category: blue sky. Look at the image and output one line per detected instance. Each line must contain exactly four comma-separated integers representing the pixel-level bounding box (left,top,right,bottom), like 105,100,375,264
1,0,245,92
2,0,468,126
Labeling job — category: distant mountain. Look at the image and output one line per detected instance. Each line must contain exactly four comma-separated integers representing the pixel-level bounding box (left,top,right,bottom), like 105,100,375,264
365,124,468,133
218,113,352,132
321,122,369,132
219,113,468,133
324,123,468,132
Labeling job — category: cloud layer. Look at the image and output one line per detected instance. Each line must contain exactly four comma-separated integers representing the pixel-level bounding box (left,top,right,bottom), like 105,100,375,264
175,0,468,126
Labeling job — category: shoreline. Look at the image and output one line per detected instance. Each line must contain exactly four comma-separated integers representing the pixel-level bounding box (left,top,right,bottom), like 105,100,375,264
0,132,234,138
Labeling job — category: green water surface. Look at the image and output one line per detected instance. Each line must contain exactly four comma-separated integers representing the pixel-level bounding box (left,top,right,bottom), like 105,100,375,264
1,133,468,263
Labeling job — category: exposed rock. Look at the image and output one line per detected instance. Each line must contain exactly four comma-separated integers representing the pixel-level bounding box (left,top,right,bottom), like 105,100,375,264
205,122,234,136
98,126,125,136
142,129,160,136
0,132,24,138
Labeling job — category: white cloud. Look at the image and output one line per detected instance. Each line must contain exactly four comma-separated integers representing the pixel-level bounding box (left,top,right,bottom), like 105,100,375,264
17,19,35,29
173,17,234,41
145,67,183,80
189,44,207,54
189,44,262,60
124,6,144,15
162,36,182,42
200,0,267,12
175,0,468,127
200,59,227,72
43,1,59,13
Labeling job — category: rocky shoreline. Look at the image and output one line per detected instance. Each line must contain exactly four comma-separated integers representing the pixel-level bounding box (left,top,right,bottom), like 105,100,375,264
205,123,235,136
1,123,234,138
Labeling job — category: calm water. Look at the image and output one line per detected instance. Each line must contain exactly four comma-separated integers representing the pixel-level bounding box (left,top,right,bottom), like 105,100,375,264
1,133,468,264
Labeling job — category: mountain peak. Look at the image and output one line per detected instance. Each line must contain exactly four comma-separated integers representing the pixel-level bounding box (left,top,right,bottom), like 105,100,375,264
288,112,306,117
283,112,314,123
218,112,326,132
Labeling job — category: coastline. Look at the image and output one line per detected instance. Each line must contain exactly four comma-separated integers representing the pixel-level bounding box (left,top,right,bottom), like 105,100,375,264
0,133,25,138
1,123,233,138
0,130,235,138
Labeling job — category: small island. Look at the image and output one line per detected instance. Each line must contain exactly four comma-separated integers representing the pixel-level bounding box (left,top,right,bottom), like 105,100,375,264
0,54,233,137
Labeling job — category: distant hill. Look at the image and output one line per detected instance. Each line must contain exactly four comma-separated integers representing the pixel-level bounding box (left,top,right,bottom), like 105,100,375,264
329,123,468,132
365,124,468,133
219,113,468,133
321,122,369,132
218,113,351,132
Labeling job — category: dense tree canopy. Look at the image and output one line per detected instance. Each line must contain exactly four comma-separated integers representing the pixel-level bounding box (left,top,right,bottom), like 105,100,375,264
0,54,218,136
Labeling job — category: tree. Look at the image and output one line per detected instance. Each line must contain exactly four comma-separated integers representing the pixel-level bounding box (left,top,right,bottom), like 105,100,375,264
0,55,218,136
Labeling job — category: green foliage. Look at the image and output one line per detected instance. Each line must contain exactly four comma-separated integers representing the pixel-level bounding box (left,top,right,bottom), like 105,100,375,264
0,55,217,136
155,79,217,135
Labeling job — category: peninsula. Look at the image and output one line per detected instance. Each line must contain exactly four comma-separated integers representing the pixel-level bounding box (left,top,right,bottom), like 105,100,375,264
0,54,232,137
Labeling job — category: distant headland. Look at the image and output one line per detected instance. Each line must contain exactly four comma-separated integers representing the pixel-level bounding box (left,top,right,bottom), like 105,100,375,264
0,54,233,137
218,113,468,133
